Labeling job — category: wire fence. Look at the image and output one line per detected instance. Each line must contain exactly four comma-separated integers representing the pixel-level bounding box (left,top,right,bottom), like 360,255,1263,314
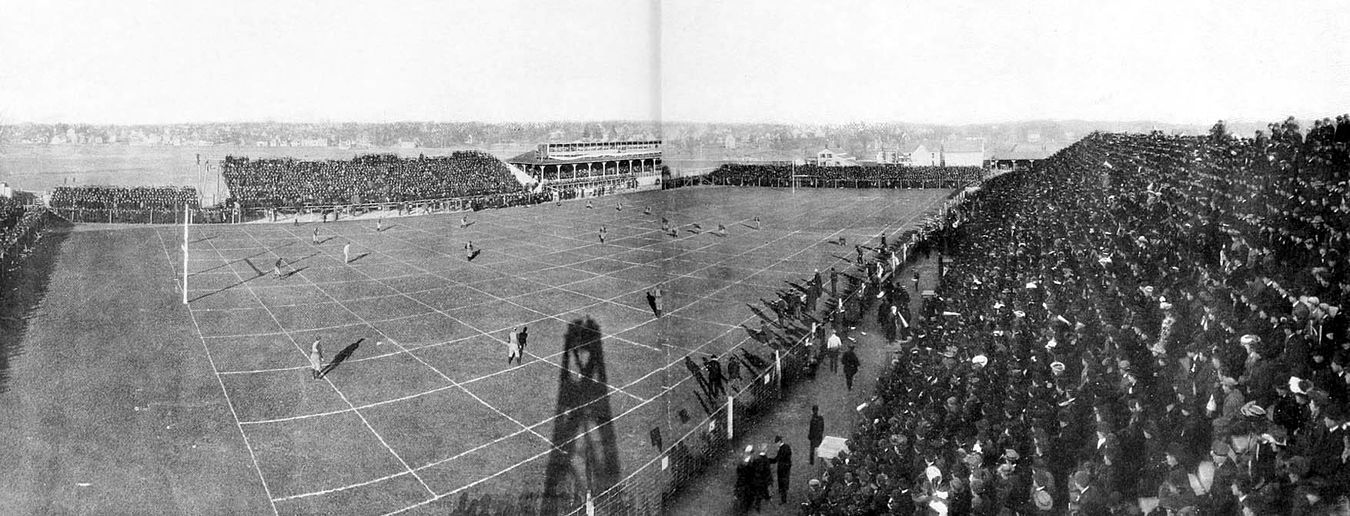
561,174,987,516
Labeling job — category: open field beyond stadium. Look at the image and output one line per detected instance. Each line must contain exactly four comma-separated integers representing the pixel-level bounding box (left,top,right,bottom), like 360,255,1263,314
0,186,951,515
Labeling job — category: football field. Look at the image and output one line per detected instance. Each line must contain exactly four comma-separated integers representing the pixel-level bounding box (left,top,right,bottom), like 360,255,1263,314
0,186,950,515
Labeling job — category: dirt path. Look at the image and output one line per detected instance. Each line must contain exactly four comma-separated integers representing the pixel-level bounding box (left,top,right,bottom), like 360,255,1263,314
665,256,941,515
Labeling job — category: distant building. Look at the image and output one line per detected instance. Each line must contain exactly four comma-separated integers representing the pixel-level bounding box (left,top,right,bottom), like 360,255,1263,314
0,182,12,198
940,140,985,167
815,148,857,167
875,150,902,164
908,143,938,167
723,134,737,150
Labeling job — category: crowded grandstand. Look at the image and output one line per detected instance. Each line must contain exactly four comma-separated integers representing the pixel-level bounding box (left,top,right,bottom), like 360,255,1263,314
801,115,1350,515
1,114,1347,515
220,151,522,208
704,164,986,189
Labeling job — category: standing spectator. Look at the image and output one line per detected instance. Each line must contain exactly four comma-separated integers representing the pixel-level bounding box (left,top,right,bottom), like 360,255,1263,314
736,446,756,513
826,330,842,374
772,435,793,504
842,345,861,391
309,339,324,380
704,356,725,397
751,444,772,511
808,405,825,465
726,353,742,392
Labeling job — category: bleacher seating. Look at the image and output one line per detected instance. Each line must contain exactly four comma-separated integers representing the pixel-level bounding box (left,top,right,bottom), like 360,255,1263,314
805,116,1350,515
221,152,521,208
49,185,199,210
706,164,985,188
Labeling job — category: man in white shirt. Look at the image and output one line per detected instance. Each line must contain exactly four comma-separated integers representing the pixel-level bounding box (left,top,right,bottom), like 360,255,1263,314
826,330,842,374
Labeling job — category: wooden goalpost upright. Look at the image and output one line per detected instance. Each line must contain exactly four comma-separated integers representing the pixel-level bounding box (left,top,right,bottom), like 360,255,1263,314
182,204,189,305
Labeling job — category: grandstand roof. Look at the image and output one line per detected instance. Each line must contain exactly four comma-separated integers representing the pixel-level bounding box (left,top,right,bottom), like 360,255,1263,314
942,140,985,153
988,143,1065,161
507,150,660,166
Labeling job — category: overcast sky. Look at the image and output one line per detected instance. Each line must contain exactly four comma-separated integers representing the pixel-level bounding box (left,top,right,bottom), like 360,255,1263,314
1,0,1346,125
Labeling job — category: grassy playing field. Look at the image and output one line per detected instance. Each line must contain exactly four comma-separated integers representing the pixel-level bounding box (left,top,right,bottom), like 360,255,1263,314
0,186,949,515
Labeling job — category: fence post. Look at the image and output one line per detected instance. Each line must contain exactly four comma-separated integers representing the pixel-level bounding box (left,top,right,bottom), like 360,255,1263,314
775,350,782,398
726,395,734,440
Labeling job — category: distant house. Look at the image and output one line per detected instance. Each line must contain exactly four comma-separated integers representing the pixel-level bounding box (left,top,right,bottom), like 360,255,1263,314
815,148,857,167
940,140,985,167
907,143,938,167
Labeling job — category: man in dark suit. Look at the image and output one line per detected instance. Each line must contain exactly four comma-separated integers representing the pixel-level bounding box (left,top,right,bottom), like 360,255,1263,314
750,444,772,511
841,345,861,391
735,447,756,513
771,435,793,504
808,405,825,465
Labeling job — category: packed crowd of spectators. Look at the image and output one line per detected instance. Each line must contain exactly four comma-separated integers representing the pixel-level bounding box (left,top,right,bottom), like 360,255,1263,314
805,115,1350,515
706,164,986,189
221,151,522,209
49,185,200,210
0,196,54,274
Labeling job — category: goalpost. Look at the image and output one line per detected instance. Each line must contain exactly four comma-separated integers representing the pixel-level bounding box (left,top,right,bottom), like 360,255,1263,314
182,203,190,305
